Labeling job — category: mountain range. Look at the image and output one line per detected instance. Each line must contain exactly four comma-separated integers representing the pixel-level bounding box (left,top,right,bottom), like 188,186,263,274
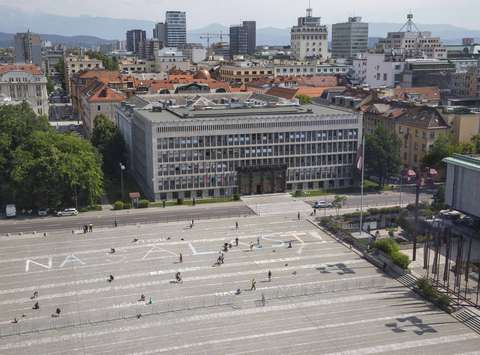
1,5,479,48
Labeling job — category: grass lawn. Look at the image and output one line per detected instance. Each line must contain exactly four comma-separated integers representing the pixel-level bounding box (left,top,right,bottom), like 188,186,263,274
151,197,236,208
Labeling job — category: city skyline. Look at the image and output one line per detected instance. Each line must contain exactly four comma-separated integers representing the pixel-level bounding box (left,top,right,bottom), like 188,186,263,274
2,0,480,30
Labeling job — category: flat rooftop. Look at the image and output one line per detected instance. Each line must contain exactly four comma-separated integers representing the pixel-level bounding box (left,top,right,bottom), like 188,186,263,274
135,104,353,123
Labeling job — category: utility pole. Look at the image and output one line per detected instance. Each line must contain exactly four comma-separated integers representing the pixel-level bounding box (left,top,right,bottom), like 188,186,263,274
120,163,126,201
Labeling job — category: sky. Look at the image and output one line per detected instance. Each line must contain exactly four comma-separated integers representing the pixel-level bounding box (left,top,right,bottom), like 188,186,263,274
2,0,480,30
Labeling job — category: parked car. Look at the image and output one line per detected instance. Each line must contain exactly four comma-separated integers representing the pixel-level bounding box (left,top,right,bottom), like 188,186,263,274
37,208,49,216
5,204,16,218
313,201,333,209
56,208,79,217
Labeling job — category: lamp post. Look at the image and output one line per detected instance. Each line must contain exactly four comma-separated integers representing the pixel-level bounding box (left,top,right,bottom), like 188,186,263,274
120,163,126,201
412,167,437,261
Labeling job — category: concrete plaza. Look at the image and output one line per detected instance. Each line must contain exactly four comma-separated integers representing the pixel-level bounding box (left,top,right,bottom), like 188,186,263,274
0,196,478,354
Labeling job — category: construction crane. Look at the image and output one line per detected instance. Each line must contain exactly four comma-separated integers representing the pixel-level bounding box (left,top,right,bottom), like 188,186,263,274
199,32,230,58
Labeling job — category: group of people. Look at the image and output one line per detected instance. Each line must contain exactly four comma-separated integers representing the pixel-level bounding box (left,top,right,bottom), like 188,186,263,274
82,224,93,233
12,291,61,324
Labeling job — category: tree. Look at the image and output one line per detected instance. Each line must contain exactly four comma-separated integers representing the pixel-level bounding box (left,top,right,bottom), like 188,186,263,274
0,103,50,203
471,134,480,154
422,134,465,170
11,131,104,208
86,51,119,71
46,76,55,94
54,57,66,91
296,94,312,105
332,195,347,216
0,104,103,209
364,126,401,187
91,114,126,175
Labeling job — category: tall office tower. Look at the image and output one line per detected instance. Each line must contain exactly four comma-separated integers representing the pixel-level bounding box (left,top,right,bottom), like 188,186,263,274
242,21,256,55
165,11,187,47
126,29,147,54
332,17,369,59
14,31,42,66
229,25,248,57
153,22,167,45
290,7,328,60
230,21,256,57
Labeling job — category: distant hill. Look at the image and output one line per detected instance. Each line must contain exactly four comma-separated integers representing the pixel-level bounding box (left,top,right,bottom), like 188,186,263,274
0,32,113,49
1,5,479,47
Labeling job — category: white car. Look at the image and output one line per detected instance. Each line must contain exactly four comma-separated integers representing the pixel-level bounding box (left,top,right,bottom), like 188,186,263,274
38,208,49,216
56,208,79,217
313,201,333,209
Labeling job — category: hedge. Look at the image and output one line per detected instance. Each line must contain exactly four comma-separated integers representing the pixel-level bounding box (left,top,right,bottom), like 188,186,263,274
113,201,124,210
416,278,451,311
373,238,411,270
138,199,150,209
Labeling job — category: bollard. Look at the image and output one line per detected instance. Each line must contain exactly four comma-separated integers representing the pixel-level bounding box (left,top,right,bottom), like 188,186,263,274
19,232,23,236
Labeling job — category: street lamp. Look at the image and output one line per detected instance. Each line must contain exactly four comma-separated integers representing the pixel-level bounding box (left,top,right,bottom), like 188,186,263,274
120,163,126,201
412,167,437,261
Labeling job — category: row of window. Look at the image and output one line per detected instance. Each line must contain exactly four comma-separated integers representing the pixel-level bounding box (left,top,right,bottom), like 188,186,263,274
156,154,356,177
156,130,359,149
155,119,359,133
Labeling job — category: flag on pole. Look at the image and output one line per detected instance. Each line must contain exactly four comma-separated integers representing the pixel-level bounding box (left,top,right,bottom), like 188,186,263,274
356,139,363,171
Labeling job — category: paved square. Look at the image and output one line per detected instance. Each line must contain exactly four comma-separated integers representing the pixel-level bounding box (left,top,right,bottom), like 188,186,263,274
0,214,479,354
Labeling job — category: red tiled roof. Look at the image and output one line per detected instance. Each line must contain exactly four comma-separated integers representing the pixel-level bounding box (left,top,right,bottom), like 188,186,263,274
87,84,126,103
0,64,42,75
265,87,298,100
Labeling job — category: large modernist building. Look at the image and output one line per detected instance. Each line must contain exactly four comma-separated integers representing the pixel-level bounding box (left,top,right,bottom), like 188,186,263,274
14,31,42,67
331,17,369,59
117,93,362,201
126,29,147,54
165,11,187,47
230,21,256,57
291,7,328,60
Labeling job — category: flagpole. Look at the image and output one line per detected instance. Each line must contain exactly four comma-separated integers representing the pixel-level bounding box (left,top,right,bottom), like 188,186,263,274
359,135,365,236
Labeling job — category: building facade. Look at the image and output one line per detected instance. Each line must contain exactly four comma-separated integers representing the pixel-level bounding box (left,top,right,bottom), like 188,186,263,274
291,7,328,60
117,93,362,201
64,55,104,93
230,21,256,57
14,31,42,67
218,63,274,84
443,154,480,218
331,17,369,59
155,47,191,72
153,22,167,44
126,29,147,54
0,64,49,115
274,62,349,77
166,11,187,47
138,39,162,61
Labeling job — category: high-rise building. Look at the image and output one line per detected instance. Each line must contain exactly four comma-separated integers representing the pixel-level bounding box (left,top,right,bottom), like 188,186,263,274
138,39,162,61
165,11,187,47
290,7,328,60
14,31,42,66
229,21,256,57
331,17,368,59
243,21,256,55
153,22,167,45
126,29,147,54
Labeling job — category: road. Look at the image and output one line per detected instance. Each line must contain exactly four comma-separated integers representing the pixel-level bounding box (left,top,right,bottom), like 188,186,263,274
0,191,433,236
0,203,254,235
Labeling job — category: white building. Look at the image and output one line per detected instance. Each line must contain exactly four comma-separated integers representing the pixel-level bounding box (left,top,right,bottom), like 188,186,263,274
274,61,349,77
155,47,191,73
379,14,447,59
117,93,362,201
291,7,329,61
352,53,405,88
0,64,49,115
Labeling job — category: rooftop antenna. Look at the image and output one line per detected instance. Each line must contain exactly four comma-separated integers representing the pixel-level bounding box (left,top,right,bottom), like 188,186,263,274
306,0,313,17
398,12,420,32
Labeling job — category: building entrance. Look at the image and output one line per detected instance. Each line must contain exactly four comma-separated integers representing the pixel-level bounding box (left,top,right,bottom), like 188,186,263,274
237,165,287,195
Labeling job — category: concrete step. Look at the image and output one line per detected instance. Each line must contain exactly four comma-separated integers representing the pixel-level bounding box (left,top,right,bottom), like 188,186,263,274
453,308,480,335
